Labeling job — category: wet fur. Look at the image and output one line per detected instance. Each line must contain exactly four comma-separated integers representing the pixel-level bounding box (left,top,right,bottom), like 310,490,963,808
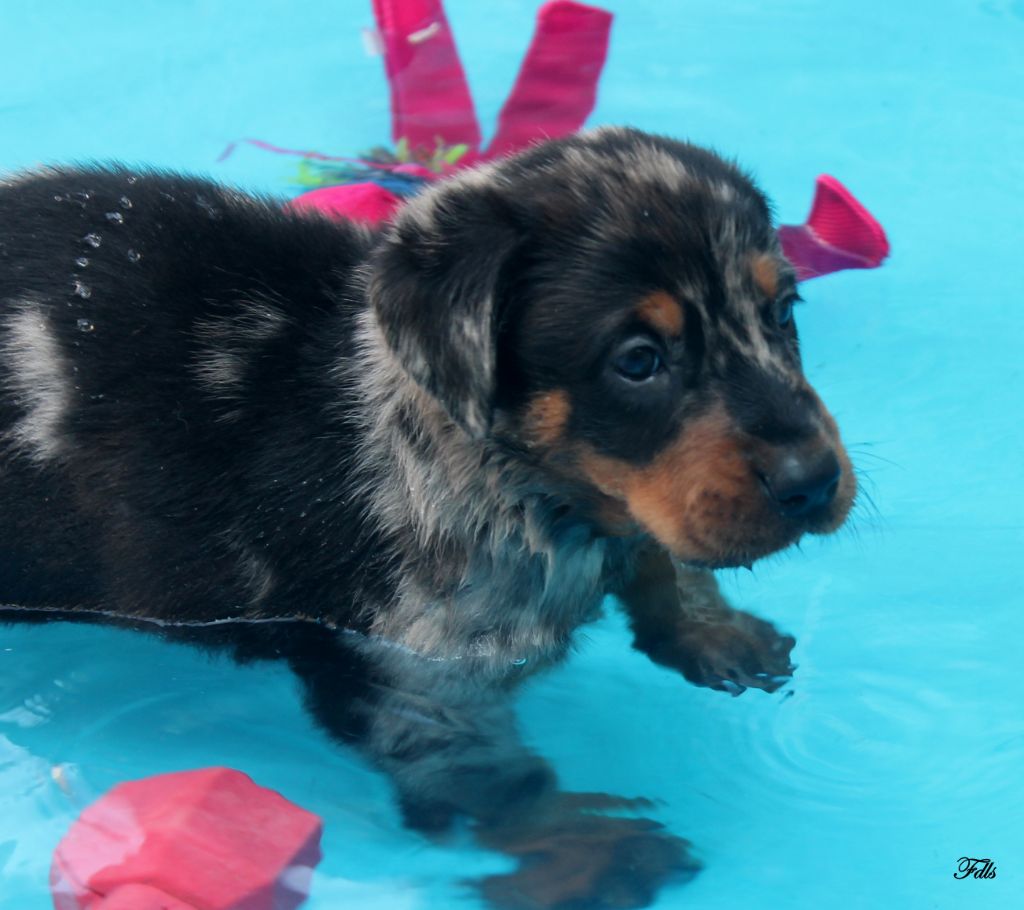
0,128,854,909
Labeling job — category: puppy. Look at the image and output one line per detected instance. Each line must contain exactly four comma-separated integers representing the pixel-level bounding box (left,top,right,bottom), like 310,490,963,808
0,128,855,909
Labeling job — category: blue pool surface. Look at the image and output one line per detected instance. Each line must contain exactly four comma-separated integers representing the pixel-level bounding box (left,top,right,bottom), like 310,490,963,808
2,1,1023,908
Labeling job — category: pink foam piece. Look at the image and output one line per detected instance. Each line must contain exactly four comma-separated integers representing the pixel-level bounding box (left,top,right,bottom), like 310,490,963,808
94,884,198,910
373,0,481,153
51,767,323,910
488,1,613,158
778,174,890,281
286,183,403,225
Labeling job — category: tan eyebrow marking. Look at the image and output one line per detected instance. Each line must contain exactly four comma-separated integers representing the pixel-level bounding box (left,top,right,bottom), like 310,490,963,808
751,253,779,299
522,389,571,446
635,291,684,337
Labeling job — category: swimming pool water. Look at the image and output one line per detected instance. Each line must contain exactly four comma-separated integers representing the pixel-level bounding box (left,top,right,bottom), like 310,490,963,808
2,1,1022,908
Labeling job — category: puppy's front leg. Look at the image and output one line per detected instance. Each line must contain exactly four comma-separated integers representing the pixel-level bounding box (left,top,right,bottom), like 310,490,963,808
289,632,697,908
371,669,699,909
616,546,796,695
370,666,557,833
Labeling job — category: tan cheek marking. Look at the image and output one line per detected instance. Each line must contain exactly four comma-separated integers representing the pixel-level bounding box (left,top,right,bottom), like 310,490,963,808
522,389,571,446
752,253,779,299
635,291,684,337
578,406,757,555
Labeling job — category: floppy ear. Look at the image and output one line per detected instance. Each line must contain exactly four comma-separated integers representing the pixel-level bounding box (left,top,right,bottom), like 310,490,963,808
367,177,520,438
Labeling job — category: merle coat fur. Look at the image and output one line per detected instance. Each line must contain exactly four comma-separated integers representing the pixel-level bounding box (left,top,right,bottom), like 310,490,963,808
0,128,855,909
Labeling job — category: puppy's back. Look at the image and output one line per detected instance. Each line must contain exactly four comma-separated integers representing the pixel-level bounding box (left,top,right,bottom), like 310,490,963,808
0,167,384,623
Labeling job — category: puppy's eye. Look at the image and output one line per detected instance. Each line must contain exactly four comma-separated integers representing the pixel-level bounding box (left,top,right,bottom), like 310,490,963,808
772,294,800,327
613,343,663,382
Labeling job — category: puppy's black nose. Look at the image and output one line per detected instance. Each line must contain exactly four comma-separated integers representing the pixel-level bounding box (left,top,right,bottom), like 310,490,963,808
760,450,841,519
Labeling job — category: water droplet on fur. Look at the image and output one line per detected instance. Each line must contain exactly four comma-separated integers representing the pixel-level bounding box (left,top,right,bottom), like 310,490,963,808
74,257,89,268
53,194,63,202
83,233,102,248
126,248,141,263
73,281,91,299
119,196,133,209
127,176,138,185
76,318,95,332
105,211,124,224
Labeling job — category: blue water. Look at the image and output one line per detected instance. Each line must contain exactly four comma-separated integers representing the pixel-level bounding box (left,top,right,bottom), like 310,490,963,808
2,1,1022,908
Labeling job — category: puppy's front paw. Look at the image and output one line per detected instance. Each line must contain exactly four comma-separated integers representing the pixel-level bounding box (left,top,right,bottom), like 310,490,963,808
641,609,796,695
474,793,700,910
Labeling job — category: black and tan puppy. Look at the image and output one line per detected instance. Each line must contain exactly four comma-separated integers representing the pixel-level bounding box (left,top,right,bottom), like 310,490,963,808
0,128,854,908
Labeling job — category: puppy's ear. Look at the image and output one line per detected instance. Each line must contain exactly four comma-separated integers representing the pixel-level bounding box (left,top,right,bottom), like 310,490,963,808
367,178,520,438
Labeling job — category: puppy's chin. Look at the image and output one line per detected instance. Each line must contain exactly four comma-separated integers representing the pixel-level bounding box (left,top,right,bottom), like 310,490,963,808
584,488,834,568
648,483,856,570
663,532,802,572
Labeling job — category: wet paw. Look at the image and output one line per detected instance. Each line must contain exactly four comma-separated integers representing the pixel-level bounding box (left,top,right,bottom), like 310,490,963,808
646,609,796,695
473,794,701,910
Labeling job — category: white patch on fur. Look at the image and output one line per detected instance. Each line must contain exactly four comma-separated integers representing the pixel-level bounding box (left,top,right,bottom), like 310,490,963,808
191,298,288,420
238,549,275,606
1,301,71,462
570,128,692,199
713,180,737,203
192,348,247,395
218,528,277,608
625,147,690,194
